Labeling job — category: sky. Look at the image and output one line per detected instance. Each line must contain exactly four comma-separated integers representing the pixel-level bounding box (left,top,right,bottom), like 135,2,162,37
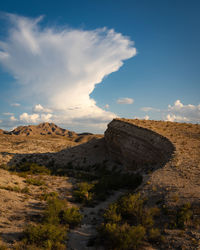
0,0,199,133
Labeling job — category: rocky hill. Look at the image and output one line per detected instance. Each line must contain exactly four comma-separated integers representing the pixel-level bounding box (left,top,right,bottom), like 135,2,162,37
5,122,77,138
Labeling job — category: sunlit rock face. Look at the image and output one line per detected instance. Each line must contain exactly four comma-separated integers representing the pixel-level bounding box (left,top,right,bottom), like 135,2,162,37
104,119,174,170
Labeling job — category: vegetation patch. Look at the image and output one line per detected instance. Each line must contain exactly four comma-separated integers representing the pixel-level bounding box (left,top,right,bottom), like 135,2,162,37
98,193,162,249
25,177,45,186
14,197,82,249
73,173,143,205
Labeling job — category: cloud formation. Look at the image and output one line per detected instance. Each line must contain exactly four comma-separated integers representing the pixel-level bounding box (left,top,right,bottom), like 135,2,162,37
141,107,160,112
10,103,20,107
20,112,52,123
166,100,200,123
0,14,136,131
33,104,52,113
117,97,134,104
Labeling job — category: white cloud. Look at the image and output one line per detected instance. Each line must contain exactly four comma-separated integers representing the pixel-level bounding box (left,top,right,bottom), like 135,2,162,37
141,107,160,112
19,112,52,123
3,112,14,116
134,115,150,120
117,97,134,104
11,103,20,107
104,104,109,109
0,14,136,131
10,116,17,121
33,104,52,113
20,113,39,123
166,100,200,123
41,113,52,122
166,114,189,122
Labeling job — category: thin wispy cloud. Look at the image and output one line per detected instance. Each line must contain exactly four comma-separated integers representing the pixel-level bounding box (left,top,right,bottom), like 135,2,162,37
3,112,14,116
0,13,136,130
141,107,160,112
117,97,134,104
10,103,20,107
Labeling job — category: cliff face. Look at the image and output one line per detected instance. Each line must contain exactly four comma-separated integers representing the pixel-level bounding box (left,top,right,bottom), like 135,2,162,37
104,119,174,170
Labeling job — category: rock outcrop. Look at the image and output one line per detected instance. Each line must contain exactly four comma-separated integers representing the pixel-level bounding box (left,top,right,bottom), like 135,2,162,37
104,118,174,170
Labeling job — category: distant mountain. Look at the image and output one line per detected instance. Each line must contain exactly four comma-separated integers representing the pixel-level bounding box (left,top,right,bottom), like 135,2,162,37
7,123,77,138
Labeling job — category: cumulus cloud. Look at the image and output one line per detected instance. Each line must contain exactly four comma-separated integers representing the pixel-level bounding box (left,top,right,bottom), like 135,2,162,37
104,104,109,109
19,112,52,123
33,104,52,113
166,100,200,123
133,115,150,120
10,116,17,121
141,107,160,112
0,13,136,131
166,114,189,122
117,97,134,104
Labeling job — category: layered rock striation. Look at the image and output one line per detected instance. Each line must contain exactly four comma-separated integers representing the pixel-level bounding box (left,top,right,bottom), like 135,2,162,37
104,118,174,170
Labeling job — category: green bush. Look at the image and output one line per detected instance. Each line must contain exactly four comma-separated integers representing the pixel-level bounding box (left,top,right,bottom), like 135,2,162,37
99,223,146,250
99,192,163,248
103,203,122,223
148,228,161,241
20,197,82,249
9,162,51,175
43,198,68,225
73,182,94,204
40,192,58,201
23,223,67,249
176,203,192,229
26,178,45,186
21,186,30,194
118,193,144,222
60,207,83,227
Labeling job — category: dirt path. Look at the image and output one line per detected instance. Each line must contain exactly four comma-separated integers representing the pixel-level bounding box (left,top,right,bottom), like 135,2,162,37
67,191,125,250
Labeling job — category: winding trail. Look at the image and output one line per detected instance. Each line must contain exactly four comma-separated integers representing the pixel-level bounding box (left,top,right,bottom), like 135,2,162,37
67,191,124,250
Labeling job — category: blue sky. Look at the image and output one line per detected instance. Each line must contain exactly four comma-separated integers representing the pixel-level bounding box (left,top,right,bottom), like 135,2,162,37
0,0,199,132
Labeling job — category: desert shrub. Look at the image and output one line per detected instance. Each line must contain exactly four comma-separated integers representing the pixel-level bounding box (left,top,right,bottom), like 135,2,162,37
176,203,192,229
26,178,45,186
23,223,67,249
40,191,58,201
99,223,146,250
118,193,144,222
19,196,82,249
21,186,30,194
43,198,68,225
59,207,83,227
93,173,142,201
73,182,94,204
0,185,21,192
43,197,82,227
99,192,163,248
142,207,160,228
103,203,122,223
0,246,7,250
148,228,161,241
9,162,51,175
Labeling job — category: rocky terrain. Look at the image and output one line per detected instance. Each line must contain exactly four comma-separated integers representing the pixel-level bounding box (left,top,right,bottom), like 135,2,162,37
0,123,103,165
0,119,199,249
